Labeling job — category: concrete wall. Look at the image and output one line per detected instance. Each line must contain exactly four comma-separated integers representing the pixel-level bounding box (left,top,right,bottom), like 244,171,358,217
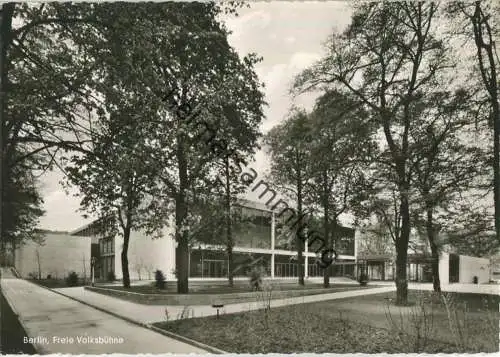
114,226,175,281
459,255,489,284
15,233,91,279
439,252,449,285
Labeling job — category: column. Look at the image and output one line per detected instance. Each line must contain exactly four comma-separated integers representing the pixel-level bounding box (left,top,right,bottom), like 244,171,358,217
354,229,358,263
304,238,308,279
271,211,275,278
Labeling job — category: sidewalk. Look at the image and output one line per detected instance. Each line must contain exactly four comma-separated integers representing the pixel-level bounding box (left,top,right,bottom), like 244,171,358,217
375,281,500,295
54,285,397,324
0,277,211,354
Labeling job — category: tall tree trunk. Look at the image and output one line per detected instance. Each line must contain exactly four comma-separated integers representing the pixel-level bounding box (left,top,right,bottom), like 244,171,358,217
36,250,41,280
224,157,234,287
175,134,189,294
395,194,410,306
121,225,131,288
296,171,304,286
426,206,441,292
469,2,500,244
323,171,330,288
493,97,500,245
0,4,14,256
175,231,189,294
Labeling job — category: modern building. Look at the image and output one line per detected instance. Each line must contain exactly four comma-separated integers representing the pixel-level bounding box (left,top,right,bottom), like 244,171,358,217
70,199,358,282
356,251,491,284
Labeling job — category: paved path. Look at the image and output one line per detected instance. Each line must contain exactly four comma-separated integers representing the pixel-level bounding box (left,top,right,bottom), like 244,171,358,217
375,281,500,295
53,281,498,326
0,277,210,354
55,285,397,324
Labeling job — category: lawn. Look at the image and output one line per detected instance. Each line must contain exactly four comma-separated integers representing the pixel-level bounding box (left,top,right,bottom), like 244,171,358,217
87,282,376,305
153,290,499,353
97,281,364,294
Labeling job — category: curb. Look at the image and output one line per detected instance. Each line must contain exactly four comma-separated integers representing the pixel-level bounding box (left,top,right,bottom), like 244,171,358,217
44,284,228,354
147,324,228,354
0,280,49,354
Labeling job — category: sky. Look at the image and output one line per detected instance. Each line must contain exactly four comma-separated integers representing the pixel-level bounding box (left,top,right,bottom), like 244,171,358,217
37,1,355,231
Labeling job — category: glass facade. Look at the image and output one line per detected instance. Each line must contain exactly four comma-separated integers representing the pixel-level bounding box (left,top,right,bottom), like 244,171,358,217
189,249,272,278
333,226,355,256
188,204,358,280
276,219,356,256
99,237,115,280
307,259,355,278
274,254,302,278
233,206,272,249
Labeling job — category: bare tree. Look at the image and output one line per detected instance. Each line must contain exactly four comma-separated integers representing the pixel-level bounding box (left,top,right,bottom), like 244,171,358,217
294,2,453,305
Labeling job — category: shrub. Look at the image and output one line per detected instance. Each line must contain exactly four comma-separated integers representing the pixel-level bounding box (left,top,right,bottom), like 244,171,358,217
46,274,52,279
473,276,478,284
384,290,436,352
107,271,116,282
248,266,265,291
358,273,369,286
155,269,166,289
66,271,79,287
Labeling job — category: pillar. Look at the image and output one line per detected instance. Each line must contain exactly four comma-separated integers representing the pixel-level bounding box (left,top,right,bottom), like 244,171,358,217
271,211,275,278
304,238,308,278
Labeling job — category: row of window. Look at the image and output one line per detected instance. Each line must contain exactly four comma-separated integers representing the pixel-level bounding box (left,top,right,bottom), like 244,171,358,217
189,249,357,279
360,262,433,282
99,237,114,255
100,256,115,279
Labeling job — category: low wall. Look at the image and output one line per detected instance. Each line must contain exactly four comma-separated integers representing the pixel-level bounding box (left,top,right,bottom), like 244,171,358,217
85,285,361,305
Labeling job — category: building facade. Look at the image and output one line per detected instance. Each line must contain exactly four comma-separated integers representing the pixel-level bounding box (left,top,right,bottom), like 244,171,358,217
356,252,491,284
14,231,92,279
70,199,358,282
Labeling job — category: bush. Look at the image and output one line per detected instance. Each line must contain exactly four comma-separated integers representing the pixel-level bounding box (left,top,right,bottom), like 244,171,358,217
46,274,52,279
155,269,166,289
66,271,79,287
473,276,478,284
248,266,265,291
358,273,369,286
107,271,116,282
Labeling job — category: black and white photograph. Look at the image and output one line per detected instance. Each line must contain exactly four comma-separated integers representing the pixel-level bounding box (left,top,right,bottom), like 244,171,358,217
0,0,499,354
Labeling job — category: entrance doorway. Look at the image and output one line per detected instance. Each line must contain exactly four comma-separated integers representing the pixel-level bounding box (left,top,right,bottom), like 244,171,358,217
449,254,459,283
202,259,226,278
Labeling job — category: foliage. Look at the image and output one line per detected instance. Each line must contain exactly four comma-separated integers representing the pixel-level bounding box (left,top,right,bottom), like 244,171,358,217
248,266,265,291
293,1,460,305
66,271,79,287
1,3,108,250
1,156,45,252
445,0,500,244
443,206,499,257
81,2,266,294
264,108,313,285
306,90,374,286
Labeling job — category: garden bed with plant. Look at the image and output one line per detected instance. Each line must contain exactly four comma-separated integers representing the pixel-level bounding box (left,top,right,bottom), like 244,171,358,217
28,271,87,288
85,268,377,305
85,283,375,305
153,290,499,353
